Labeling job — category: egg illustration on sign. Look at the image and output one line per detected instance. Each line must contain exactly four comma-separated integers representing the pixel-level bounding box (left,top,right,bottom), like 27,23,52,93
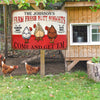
33,22,45,42
22,26,32,43
45,25,57,43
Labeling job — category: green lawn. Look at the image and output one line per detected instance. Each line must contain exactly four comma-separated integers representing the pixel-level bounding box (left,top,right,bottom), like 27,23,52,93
0,71,100,100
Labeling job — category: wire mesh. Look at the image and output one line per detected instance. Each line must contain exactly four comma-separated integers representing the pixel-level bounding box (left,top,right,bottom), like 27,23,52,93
0,5,87,76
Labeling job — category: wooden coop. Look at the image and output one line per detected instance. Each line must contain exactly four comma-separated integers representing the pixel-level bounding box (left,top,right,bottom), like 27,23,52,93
62,1,100,71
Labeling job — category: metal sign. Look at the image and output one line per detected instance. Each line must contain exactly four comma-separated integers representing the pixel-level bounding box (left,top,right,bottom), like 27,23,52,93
12,10,67,50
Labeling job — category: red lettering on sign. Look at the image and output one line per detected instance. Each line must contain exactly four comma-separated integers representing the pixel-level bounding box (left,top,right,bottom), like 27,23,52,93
49,16,65,24
25,16,36,22
14,16,24,24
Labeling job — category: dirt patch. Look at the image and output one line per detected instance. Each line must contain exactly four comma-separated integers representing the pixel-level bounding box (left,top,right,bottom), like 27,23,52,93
0,50,65,76
0,50,87,76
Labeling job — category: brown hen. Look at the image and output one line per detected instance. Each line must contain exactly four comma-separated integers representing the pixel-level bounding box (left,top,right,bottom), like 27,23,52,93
2,61,18,77
25,62,40,75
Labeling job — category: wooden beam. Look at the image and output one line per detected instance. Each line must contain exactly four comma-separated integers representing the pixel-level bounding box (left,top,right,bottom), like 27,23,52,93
67,60,79,71
30,3,40,10
65,57,92,61
3,4,8,57
21,51,48,64
0,0,35,4
61,4,65,10
40,50,45,76
64,1,96,8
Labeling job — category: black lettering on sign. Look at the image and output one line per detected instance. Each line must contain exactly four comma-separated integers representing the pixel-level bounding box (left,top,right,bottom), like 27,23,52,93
24,12,32,15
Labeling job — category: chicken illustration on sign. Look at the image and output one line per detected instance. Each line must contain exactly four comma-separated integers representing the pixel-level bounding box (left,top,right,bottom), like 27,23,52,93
34,22,45,42
22,26,32,43
45,25,57,43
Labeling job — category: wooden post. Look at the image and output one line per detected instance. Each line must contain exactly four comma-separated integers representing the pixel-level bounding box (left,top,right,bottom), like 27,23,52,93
3,4,8,57
40,50,45,76
30,4,45,76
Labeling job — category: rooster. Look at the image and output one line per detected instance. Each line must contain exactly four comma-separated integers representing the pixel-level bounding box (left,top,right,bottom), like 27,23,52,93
1,61,18,77
25,62,40,75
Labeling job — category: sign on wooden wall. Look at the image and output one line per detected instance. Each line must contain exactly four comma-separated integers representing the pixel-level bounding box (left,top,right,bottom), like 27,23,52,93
12,10,67,50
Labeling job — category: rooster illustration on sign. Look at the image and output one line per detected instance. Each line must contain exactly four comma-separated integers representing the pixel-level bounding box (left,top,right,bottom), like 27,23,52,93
22,26,32,43
45,25,57,43
33,22,45,42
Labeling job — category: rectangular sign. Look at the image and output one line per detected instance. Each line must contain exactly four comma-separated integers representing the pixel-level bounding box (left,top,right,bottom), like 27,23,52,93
12,10,67,50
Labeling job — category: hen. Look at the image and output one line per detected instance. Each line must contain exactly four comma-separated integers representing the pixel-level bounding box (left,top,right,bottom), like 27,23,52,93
2,61,18,77
25,62,40,75
0,55,6,68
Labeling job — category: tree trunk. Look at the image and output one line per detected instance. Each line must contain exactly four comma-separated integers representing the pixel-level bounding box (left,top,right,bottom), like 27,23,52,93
87,61,100,82
3,4,8,57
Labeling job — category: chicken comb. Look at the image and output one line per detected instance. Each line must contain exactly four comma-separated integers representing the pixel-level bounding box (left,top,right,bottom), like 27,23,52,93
0,55,2,59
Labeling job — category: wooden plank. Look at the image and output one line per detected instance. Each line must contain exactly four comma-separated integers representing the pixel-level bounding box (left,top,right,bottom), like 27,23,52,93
82,7,87,23
21,51,48,64
0,0,35,4
65,1,96,8
40,50,45,76
96,9,100,22
65,61,71,72
3,4,8,57
92,46,96,57
87,7,92,57
78,7,83,23
87,46,92,57
91,9,97,23
79,46,84,57
83,46,88,57
96,46,99,57
73,7,79,57
66,8,70,58
78,7,84,57
30,3,40,10
69,8,75,57
65,57,92,61
87,7,92,23
67,60,79,71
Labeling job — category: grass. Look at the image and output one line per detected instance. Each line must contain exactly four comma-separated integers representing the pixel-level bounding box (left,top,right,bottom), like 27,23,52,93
0,71,100,100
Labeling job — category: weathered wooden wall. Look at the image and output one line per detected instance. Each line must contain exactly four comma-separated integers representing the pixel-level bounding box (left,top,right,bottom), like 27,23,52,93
64,6,100,60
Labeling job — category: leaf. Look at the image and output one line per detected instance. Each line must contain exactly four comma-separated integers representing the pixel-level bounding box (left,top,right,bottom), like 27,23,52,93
25,0,29,3
91,57,97,63
49,94,54,97
91,57,100,63
12,0,16,5
25,3,30,7
35,1,39,6
3,0,10,5
18,3,24,8
23,6,27,9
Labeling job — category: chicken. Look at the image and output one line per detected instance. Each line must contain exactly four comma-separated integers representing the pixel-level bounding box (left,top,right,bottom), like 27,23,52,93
22,26,32,43
0,55,6,69
25,62,40,75
1,61,18,77
45,25,57,43
34,22,45,42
